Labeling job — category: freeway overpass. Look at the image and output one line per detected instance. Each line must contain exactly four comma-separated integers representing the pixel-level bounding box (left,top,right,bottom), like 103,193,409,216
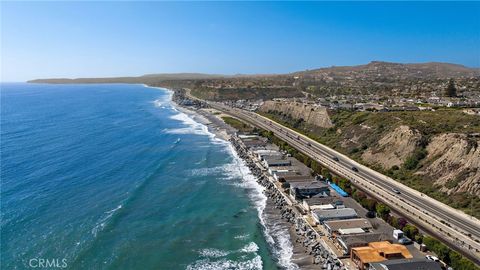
207,101,480,264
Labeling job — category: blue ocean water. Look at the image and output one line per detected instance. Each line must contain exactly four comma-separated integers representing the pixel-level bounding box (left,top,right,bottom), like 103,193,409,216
0,83,287,269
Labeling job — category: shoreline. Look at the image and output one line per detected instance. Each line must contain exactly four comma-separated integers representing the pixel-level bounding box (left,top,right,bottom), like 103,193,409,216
164,88,328,269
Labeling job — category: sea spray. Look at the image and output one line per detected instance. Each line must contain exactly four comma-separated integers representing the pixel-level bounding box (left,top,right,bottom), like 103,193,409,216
155,85,298,269
1,83,281,269
226,143,298,270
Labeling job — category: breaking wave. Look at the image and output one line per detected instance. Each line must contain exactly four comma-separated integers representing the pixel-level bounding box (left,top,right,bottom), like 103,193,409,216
191,243,262,270
147,85,297,269
224,143,297,269
186,255,263,270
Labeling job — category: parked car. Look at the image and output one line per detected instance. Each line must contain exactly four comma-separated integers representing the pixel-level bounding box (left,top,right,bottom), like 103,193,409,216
366,211,376,218
392,188,401,194
332,156,339,162
398,237,412,245
425,255,440,262
351,166,358,172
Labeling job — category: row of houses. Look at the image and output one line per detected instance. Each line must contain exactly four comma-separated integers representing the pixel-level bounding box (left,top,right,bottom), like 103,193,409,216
237,133,442,270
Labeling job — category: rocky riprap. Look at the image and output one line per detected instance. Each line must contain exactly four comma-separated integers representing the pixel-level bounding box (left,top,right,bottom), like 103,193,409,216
230,136,346,270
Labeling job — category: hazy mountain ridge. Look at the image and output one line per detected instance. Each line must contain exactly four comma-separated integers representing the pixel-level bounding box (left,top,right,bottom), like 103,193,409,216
28,61,480,100
29,61,479,83
295,61,480,78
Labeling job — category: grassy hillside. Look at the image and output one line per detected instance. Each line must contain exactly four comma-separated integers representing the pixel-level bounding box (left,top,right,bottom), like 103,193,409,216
221,116,255,133
191,87,303,101
260,109,480,218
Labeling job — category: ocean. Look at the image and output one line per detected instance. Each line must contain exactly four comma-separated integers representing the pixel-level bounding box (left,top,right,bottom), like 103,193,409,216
0,83,295,270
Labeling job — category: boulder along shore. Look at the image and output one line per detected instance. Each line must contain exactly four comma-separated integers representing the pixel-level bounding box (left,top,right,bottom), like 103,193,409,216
170,87,345,270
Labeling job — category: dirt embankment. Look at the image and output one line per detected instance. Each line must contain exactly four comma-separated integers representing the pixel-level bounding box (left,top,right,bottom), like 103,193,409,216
360,126,479,196
260,101,333,128
361,125,423,169
419,133,480,196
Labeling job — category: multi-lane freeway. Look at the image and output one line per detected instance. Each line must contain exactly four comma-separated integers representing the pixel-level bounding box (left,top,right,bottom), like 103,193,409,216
206,101,480,264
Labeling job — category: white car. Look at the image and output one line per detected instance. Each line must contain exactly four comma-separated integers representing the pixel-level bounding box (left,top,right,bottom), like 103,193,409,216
425,255,440,262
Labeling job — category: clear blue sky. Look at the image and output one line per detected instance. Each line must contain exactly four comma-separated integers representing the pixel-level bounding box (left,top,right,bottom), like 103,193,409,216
1,1,479,82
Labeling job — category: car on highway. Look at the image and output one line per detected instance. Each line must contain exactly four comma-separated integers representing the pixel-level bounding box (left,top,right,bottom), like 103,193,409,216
398,237,412,245
307,142,311,146
332,156,339,162
425,255,440,262
351,166,358,172
392,188,401,194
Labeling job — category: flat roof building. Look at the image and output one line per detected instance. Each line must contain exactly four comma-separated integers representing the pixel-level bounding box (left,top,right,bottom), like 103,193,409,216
337,233,389,255
339,228,366,235
324,218,373,236
255,150,282,160
312,208,357,223
302,195,344,211
273,171,308,181
243,139,267,148
368,258,442,270
268,166,297,175
351,241,413,270
263,157,291,167
281,175,316,183
290,181,330,200
238,134,260,139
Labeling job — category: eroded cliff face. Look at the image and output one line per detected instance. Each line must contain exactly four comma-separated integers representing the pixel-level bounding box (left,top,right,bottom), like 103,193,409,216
260,101,333,128
260,103,479,197
362,125,422,169
418,133,480,196
361,128,479,196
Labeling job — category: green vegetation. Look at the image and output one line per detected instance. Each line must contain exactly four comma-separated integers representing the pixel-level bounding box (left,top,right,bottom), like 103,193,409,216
349,183,478,270
191,87,302,101
403,147,428,170
257,127,478,269
445,78,457,97
259,110,480,218
375,202,391,220
424,236,479,270
221,116,254,132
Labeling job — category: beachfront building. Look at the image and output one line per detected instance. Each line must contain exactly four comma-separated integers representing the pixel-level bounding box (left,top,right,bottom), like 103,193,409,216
268,166,297,175
302,195,344,211
273,171,301,181
368,258,442,270
281,175,316,184
311,208,357,224
263,157,291,168
254,150,283,161
289,181,330,200
336,233,389,255
324,218,373,236
243,139,267,148
350,241,413,270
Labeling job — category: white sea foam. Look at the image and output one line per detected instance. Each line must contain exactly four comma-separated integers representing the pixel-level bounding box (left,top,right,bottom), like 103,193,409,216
240,242,259,253
199,248,230,258
186,255,263,270
164,112,225,146
234,234,250,240
189,166,226,177
91,204,122,237
224,143,298,270
146,84,297,269
269,223,298,270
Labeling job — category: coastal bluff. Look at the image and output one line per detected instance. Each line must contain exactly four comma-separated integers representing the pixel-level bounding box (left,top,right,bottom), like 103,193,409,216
259,100,333,128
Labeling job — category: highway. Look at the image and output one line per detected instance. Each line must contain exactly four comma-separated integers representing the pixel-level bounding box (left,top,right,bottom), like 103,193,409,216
206,101,480,263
